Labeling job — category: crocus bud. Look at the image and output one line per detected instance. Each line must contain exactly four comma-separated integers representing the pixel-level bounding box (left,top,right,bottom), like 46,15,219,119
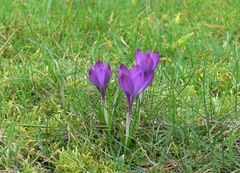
88,61,111,98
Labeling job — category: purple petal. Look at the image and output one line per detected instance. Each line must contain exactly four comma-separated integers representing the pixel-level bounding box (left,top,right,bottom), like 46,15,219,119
133,70,145,96
119,64,130,74
118,64,130,81
140,53,154,73
104,64,111,87
89,68,100,89
118,65,134,99
96,60,104,68
143,70,154,90
135,48,145,65
118,73,134,95
146,50,154,57
130,65,142,77
95,67,106,88
90,65,95,71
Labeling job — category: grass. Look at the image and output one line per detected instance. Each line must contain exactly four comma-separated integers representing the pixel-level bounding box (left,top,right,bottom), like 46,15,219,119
0,0,240,172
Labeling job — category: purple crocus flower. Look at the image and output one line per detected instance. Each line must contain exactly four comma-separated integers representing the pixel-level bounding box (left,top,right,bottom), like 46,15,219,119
135,48,160,74
88,61,111,99
118,64,154,141
89,61,111,127
118,64,153,107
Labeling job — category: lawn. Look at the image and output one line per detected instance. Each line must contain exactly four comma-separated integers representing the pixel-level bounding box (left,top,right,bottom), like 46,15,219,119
0,0,240,172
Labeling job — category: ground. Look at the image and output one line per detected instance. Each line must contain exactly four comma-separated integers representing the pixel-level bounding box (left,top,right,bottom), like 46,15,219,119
0,0,240,172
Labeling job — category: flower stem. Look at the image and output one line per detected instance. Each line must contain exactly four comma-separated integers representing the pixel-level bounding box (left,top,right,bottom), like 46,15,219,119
103,96,109,128
126,102,133,146
139,92,143,103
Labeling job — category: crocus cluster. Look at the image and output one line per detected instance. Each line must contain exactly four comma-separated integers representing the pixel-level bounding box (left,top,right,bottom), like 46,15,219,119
88,48,160,145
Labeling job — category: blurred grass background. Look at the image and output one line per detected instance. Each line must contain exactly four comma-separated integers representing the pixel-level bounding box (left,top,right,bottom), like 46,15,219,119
0,0,240,172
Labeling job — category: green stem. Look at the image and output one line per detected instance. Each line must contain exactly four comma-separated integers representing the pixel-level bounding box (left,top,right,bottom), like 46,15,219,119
103,96,109,128
125,103,133,146
139,92,143,103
